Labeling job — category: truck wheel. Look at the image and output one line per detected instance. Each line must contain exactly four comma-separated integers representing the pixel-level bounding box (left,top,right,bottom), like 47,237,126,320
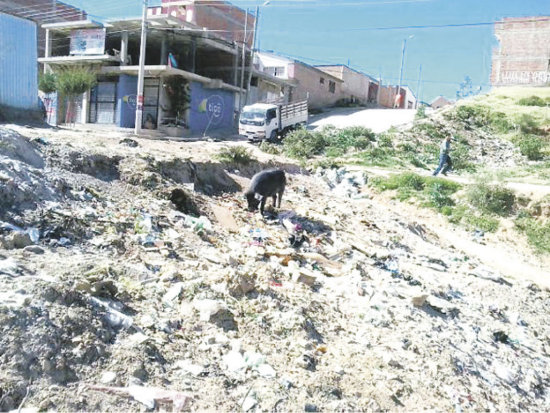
268,130,277,142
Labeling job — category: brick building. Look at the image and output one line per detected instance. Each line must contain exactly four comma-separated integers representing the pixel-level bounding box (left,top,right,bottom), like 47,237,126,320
315,65,379,105
491,16,550,86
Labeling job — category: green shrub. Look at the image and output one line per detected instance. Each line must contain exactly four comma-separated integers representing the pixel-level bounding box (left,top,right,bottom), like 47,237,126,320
283,128,326,159
454,105,491,127
516,134,545,160
452,143,477,172
515,217,550,253
415,105,427,119
359,146,395,166
488,111,514,133
467,182,516,216
518,96,547,107
464,214,499,232
377,133,394,148
517,114,541,135
427,182,455,210
215,145,255,164
259,141,282,155
38,72,57,94
325,126,375,151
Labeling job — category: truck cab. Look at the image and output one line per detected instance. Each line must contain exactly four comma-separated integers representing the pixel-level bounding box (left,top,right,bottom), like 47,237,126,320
239,103,279,142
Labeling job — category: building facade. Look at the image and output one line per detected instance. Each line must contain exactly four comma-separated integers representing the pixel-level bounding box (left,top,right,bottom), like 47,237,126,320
315,65,379,105
38,1,256,136
0,12,38,111
255,52,344,109
491,16,550,86
378,85,416,109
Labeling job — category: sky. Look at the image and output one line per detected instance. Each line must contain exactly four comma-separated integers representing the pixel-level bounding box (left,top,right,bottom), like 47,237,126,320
65,0,550,103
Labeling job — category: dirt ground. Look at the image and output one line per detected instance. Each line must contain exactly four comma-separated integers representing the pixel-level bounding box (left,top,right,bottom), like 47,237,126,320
309,108,417,133
0,123,549,412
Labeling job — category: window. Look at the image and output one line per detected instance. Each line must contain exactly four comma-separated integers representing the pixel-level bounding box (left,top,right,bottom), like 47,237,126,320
250,76,258,87
266,66,285,77
320,77,325,84
266,108,277,122
329,80,336,93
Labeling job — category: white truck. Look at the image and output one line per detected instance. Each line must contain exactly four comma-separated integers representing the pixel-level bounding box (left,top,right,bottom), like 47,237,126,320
239,100,308,142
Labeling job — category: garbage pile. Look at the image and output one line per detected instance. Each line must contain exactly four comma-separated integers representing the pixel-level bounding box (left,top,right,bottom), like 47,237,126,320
0,126,549,412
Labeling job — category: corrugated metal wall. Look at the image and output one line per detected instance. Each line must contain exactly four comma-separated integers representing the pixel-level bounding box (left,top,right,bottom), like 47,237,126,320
0,13,38,110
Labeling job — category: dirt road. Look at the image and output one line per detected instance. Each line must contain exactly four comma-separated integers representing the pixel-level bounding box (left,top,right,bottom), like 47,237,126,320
309,107,417,132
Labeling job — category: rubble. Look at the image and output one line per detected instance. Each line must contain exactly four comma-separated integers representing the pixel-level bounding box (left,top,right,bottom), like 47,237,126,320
0,125,549,412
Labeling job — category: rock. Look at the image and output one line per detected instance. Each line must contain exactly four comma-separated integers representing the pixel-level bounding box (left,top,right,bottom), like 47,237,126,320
7,231,32,249
100,371,117,384
412,294,429,307
163,282,185,305
23,245,45,254
257,363,276,378
305,403,318,412
242,393,257,412
91,280,118,298
174,359,204,377
193,299,237,331
293,269,316,286
223,351,247,373
229,274,256,296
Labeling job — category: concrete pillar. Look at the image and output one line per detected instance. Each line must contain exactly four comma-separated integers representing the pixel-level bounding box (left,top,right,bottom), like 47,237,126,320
160,36,167,65
232,43,239,86
121,31,129,64
81,90,89,124
44,29,52,74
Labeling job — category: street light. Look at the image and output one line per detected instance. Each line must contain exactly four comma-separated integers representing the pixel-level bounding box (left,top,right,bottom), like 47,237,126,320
395,34,414,109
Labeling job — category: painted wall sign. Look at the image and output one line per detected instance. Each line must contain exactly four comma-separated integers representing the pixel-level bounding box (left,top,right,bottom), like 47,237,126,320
199,95,225,126
499,70,550,85
123,94,137,109
189,82,234,133
70,28,106,55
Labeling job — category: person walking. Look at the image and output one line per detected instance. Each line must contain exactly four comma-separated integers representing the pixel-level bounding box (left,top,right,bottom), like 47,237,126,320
433,135,453,176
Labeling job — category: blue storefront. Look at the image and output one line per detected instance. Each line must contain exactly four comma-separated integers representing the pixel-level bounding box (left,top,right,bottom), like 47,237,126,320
90,75,235,136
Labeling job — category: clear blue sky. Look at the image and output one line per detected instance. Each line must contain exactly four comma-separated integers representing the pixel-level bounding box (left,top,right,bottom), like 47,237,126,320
66,0,550,102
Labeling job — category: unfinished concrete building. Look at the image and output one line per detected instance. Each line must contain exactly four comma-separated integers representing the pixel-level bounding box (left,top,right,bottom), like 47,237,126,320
491,16,550,86
38,0,256,136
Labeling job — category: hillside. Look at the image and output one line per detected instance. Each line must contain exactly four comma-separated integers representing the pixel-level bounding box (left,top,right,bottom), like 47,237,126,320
0,86,549,412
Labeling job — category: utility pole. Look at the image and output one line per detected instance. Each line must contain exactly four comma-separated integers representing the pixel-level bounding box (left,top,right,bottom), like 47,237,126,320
415,64,422,108
238,9,249,115
396,38,406,109
134,0,148,135
244,6,260,108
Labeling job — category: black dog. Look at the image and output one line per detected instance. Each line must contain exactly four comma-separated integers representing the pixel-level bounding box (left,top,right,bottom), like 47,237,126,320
245,169,286,215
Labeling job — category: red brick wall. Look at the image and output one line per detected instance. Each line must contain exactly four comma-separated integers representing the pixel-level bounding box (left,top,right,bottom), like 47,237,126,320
491,16,550,86
161,0,255,47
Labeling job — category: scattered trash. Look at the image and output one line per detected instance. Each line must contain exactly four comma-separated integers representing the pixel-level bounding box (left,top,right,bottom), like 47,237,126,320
87,384,192,412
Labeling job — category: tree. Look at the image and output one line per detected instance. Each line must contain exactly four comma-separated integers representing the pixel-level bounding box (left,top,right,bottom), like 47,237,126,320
456,76,482,100
55,66,97,125
38,72,57,94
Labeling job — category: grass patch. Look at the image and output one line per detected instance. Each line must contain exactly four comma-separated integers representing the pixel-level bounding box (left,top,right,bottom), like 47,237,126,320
370,172,461,207
463,214,500,232
466,181,516,216
513,134,546,160
515,217,550,253
518,96,549,107
283,126,375,159
259,141,283,155
215,146,255,165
